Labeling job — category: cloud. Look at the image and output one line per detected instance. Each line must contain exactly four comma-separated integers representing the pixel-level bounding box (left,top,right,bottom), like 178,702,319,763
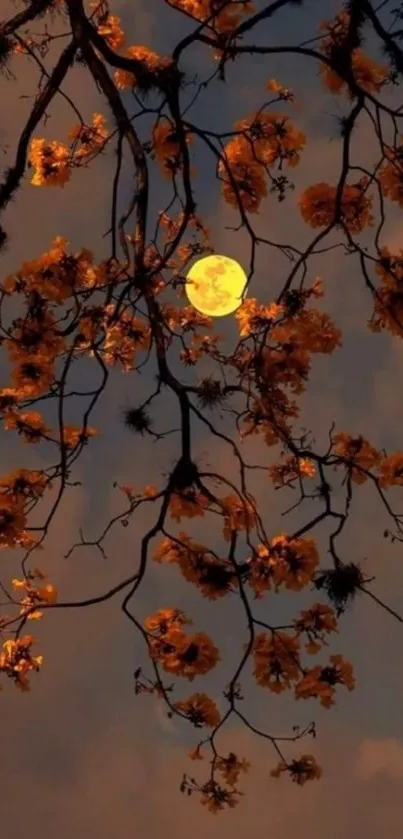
355,738,403,780
4,714,403,839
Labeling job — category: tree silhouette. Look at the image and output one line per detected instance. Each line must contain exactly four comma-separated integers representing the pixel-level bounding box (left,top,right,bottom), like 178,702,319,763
1,0,403,813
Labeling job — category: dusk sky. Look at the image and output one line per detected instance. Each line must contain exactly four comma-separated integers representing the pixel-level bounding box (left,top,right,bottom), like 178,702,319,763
1,0,403,836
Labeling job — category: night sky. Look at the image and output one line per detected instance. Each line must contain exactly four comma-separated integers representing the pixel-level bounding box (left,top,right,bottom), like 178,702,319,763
1,1,403,836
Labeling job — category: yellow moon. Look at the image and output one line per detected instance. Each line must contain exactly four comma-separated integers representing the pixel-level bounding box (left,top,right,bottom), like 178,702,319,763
185,254,247,317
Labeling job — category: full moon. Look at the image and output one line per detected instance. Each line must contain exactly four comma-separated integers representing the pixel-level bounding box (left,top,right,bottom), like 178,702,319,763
185,254,247,317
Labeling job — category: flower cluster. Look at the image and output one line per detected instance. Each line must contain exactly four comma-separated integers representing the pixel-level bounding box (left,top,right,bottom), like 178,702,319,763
145,608,219,680
248,534,319,597
0,635,43,692
318,9,390,97
299,180,374,233
219,111,306,213
29,114,109,188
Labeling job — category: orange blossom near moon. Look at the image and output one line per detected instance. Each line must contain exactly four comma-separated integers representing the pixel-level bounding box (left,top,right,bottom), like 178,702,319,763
185,254,248,317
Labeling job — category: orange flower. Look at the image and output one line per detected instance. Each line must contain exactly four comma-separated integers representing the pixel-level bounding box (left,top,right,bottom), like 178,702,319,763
152,119,193,179
90,5,125,50
152,533,235,597
268,455,316,487
199,779,242,814
149,629,220,681
249,534,319,596
301,458,318,478
319,51,389,96
235,112,306,169
179,332,222,366
240,390,299,447
174,692,220,727
12,577,57,619
168,489,209,522
271,753,322,784
153,534,184,564
0,495,27,548
216,753,250,787
267,78,294,102
236,298,284,338
60,425,99,449
0,635,43,691
295,654,355,708
3,237,100,302
0,388,20,412
0,469,49,500
369,247,403,337
144,608,192,635
257,341,311,395
188,744,204,760
379,142,403,208
294,604,338,654
114,45,174,91
252,632,300,692
28,138,71,187
102,306,150,371
377,452,403,488
332,433,380,483
299,180,374,233
11,360,55,397
68,113,109,161
248,543,278,597
318,10,389,97
221,493,257,541
5,310,66,364
271,308,342,355
218,137,267,213
4,410,52,443
270,533,319,591
162,304,212,333
170,0,254,35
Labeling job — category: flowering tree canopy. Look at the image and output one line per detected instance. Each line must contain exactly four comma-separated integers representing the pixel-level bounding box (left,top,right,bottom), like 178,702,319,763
1,0,403,815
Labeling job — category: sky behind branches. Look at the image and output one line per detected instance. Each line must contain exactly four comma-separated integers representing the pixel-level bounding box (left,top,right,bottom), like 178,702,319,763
1,0,403,836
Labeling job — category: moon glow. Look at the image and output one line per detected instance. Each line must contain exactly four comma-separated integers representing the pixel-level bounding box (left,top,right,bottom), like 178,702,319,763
185,254,247,317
